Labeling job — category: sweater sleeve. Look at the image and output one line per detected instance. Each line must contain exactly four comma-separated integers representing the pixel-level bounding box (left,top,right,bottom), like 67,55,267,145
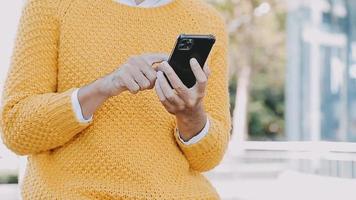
0,0,92,156
174,23,232,172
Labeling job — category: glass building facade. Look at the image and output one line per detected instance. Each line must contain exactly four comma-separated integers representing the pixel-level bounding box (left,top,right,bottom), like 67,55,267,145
286,0,356,142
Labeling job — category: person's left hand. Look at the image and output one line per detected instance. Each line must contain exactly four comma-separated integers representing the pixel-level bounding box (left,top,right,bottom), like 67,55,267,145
155,58,210,141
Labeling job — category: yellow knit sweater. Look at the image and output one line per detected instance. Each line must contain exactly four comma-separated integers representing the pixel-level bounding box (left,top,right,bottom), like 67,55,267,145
0,0,231,199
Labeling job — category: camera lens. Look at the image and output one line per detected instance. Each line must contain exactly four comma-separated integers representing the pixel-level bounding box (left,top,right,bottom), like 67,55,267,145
178,39,193,50
178,43,185,48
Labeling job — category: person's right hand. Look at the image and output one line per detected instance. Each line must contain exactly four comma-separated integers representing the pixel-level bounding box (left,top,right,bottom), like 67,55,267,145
77,53,168,119
98,53,168,98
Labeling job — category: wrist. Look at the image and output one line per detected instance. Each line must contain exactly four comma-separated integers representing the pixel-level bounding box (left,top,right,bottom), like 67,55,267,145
92,78,111,99
77,79,110,119
176,105,207,141
95,74,124,99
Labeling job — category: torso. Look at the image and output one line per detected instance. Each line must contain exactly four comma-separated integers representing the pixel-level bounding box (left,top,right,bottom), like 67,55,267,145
22,0,225,199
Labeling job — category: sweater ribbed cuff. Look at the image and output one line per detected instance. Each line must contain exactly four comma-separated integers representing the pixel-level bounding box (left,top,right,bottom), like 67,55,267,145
46,88,92,141
174,116,223,155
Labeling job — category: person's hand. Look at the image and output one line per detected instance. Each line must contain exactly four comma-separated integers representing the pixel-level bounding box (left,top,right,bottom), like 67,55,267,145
154,58,210,141
77,53,167,119
98,53,168,98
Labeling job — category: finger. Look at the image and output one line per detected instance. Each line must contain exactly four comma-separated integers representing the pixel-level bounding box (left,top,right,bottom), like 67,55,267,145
157,71,185,105
190,58,207,92
141,66,157,83
143,53,169,65
140,63,157,85
133,72,151,90
155,80,176,111
155,78,166,102
133,57,157,89
143,53,168,72
126,62,151,90
157,61,188,94
203,63,211,78
123,76,140,94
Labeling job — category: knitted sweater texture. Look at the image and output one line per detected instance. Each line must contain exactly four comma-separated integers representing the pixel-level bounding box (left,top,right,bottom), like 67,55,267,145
0,0,231,199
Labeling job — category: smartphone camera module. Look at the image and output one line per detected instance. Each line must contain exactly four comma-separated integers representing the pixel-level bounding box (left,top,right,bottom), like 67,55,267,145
178,39,194,50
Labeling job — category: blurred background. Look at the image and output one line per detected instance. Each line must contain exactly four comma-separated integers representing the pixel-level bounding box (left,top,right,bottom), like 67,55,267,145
1,0,356,199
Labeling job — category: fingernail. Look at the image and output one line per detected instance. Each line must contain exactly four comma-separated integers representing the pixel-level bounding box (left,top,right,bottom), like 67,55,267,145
190,58,197,65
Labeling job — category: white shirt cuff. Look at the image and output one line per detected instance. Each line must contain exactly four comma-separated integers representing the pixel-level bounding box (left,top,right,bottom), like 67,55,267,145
71,88,93,123
177,116,210,145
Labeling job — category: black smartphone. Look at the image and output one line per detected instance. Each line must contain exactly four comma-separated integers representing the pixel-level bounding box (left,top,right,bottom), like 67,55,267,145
165,34,216,88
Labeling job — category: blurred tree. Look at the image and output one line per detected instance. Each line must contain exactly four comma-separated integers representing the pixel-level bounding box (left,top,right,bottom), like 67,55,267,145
0,173,18,184
207,0,287,140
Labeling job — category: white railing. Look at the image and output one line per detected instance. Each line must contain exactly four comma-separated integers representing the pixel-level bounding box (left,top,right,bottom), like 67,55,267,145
229,141,356,178
237,141,356,152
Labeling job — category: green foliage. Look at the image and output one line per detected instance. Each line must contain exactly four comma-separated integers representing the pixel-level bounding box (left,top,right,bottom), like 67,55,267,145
248,74,285,140
210,0,287,140
228,75,237,116
0,173,18,184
